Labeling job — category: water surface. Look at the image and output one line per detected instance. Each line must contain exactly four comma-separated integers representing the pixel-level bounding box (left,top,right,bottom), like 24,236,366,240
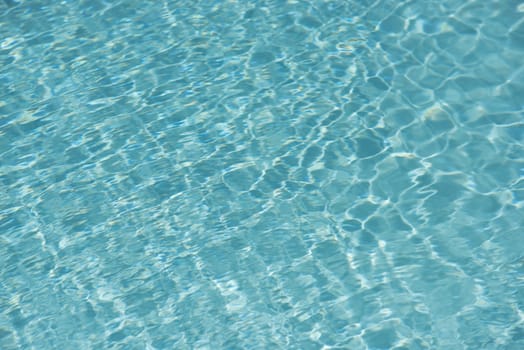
1,0,523,348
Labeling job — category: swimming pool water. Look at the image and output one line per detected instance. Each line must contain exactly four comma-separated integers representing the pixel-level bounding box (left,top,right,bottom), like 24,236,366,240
1,0,523,348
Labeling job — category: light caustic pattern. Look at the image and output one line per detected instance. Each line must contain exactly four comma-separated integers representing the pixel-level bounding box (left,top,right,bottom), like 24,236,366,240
0,0,523,349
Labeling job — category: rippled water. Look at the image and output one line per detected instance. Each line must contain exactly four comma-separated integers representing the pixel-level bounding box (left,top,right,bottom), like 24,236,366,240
1,0,524,349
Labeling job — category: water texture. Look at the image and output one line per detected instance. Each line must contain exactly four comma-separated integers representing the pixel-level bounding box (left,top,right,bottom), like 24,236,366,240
1,0,523,349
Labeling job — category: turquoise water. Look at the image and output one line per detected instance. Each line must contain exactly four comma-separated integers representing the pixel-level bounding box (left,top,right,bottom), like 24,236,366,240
1,0,523,348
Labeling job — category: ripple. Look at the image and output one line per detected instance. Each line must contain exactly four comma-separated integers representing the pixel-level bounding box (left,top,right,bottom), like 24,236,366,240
1,0,523,348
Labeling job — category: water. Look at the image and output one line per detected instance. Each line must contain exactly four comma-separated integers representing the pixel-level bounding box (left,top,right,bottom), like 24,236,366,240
1,0,523,348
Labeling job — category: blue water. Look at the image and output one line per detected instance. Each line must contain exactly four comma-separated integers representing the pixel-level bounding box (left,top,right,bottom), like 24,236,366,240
1,0,523,348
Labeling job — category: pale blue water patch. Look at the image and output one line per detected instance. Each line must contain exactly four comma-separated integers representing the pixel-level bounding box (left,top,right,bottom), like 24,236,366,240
1,0,523,349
